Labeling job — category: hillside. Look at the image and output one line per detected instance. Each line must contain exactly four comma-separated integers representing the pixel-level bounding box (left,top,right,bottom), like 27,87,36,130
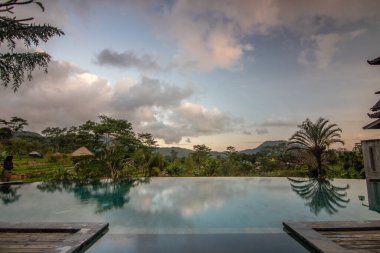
156,147,224,157
240,140,288,154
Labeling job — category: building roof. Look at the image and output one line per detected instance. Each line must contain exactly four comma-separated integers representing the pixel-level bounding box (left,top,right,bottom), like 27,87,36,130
368,57,380,65
371,99,380,111
71,146,95,157
368,111,380,119
363,119,380,129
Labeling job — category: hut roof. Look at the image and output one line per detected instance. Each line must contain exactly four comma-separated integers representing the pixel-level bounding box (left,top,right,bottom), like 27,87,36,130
29,151,41,155
368,57,380,65
71,146,94,157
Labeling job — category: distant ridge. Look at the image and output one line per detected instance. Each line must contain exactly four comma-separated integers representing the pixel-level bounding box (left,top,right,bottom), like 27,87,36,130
156,147,193,157
14,131,43,139
156,147,224,157
240,140,288,154
157,140,288,157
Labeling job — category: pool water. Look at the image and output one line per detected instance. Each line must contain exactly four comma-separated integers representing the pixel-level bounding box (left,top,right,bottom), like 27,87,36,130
0,177,379,252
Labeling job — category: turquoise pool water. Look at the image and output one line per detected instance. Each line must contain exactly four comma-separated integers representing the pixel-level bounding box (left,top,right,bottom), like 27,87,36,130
0,177,379,252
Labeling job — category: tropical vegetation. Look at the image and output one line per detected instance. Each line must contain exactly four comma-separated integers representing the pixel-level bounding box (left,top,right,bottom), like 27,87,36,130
0,115,364,182
288,118,345,178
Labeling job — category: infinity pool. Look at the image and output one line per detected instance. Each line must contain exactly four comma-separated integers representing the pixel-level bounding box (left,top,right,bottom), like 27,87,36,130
0,177,379,252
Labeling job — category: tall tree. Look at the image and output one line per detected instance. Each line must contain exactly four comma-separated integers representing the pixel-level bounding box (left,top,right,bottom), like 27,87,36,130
192,144,211,172
0,0,64,91
137,133,157,176
41,126,67,152
288,118,344,178
89,115,140,179
0,116,28,133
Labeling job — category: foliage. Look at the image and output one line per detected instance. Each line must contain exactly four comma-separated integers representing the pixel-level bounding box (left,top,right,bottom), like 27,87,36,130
0,115,366,182
0,116,28,133
0,0,64,91
288,118,344,178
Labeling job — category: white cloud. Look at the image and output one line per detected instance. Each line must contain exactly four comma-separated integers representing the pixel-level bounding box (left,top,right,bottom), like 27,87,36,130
0,60,237,144
141,102,236,144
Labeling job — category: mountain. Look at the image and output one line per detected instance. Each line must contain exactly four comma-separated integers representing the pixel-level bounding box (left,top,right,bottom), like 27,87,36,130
156,147,193,157
14,131,43,139
240,140,288,155
156,147,224,158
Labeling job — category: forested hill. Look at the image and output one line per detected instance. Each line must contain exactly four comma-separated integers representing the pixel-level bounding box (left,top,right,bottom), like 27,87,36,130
156,147,223,157
156,140,288,157
240,140,288,154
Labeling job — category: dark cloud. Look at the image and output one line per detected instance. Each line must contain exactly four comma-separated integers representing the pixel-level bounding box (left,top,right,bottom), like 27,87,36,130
255,128,269,135
94,49,162,71
112,76,192,110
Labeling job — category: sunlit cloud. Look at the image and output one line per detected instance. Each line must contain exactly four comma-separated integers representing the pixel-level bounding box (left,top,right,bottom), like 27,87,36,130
0,60,238,144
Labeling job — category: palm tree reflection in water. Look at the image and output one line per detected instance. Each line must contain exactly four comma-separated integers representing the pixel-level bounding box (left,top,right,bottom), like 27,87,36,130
288,178,350,215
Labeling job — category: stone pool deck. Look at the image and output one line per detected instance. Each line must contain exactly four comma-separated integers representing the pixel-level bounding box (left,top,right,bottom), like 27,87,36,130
283,220,380,253
0,222,108,253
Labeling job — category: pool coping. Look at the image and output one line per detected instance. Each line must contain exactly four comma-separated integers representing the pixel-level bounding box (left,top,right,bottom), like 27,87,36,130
283,220,380,253
0,181,24,186
0,222,109,253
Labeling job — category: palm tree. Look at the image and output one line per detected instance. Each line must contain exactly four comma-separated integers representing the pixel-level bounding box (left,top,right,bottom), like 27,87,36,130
288,118,344,178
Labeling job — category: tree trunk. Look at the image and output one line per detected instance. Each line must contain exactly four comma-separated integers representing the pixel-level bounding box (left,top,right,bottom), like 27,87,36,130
316,153,322,179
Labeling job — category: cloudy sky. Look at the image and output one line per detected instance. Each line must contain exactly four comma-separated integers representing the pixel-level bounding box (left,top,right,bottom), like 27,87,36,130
1,0,380,151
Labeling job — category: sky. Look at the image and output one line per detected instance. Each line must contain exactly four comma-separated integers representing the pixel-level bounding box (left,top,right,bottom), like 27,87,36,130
1,0,380,151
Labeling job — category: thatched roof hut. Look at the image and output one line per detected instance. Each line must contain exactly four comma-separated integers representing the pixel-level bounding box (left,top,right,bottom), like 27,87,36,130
29,151,43,158
71,147,94,157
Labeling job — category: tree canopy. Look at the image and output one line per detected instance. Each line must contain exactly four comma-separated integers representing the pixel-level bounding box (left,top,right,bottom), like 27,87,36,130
0,0,64,91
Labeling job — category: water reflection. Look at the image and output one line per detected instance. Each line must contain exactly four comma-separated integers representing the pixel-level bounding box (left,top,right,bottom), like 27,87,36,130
0,185,21,205
288,178,350,215
37,179,149,213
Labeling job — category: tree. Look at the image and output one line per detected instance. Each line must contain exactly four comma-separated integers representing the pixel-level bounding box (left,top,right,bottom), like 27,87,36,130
192,144,211,172
84,115,140,179
0,116,28,133
41,126,67,152
288,118,344,178
137,133,158,176
0,0,64,91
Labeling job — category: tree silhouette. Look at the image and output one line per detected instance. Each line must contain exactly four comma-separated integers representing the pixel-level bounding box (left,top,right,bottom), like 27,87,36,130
288,177,350,215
